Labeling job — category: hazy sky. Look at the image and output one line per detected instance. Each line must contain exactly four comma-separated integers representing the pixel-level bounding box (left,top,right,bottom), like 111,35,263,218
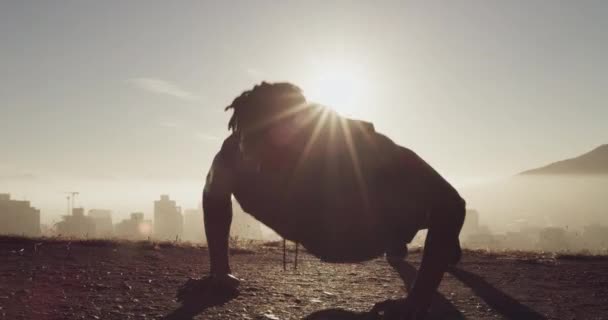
1,1,607,216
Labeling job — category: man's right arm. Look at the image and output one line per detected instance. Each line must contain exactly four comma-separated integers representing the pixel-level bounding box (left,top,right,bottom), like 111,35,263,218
203,151,234,275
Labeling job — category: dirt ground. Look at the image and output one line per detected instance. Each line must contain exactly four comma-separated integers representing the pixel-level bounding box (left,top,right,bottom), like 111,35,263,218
1,237,607,320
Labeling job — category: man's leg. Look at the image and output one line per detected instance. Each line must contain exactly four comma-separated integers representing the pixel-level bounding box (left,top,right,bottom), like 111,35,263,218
426,196,465,266
386,242,409,261
397,146,465,265
375,146,466,317
385,223,421,261
377,196,465,318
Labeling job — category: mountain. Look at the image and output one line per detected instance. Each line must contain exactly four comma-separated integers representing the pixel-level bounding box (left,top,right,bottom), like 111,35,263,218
520,144,608,175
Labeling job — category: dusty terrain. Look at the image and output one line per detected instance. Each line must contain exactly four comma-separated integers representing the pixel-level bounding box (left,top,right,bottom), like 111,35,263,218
1,237,607,320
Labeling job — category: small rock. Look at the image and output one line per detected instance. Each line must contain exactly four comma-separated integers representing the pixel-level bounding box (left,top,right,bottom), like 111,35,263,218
95,284,110,290
259,313,280,320
122,282,132,291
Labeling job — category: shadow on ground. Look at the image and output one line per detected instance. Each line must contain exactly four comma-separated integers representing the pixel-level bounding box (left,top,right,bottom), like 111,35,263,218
164,262,546,320
304,261,463,320
164,277,238,320
448,267,546,320
302,308,377,320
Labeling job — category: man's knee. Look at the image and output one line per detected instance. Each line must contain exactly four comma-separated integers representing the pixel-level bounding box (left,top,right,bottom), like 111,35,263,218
432,195,466,231
453,197,466,229
447,197,465,264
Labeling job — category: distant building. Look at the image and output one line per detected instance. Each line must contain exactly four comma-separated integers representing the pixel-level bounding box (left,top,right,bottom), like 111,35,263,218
153,195,183,240
461,209,480,239
88,209,113,237
115,212,152,240
231,201,263,240
538,227,570,251
502,230,538,251
464,231,503,250
40,224,52,237
0,193,41,236
183,206,205,243
55,207,96,238
462,223,495,249
583,225,608,250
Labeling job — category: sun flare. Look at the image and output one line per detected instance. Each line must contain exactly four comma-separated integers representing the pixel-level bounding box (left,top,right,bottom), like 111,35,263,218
305,63,370,118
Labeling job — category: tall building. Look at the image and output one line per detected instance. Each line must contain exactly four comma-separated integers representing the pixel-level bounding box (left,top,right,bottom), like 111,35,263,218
183,205,205,243
115,212,152,240
0,193,41,236
88,209,114,237
153,195,183,240
185,200,265,243
231,200,264,240
55,207,96,238
461,209,480,238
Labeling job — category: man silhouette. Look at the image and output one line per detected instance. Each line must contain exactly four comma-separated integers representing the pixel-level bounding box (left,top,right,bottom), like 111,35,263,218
203,82,465,319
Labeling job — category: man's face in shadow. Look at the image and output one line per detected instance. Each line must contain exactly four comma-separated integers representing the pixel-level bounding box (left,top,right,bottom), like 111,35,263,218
238,106,311,165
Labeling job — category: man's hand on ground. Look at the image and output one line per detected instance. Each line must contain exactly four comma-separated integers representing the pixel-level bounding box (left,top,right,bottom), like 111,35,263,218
208,273,241,290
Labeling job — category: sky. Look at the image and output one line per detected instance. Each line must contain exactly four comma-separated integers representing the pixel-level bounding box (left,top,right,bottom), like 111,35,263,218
1,1,607,220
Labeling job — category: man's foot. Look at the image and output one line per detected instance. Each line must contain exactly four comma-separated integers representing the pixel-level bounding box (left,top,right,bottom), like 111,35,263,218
385,244,408,263
177,274,240,302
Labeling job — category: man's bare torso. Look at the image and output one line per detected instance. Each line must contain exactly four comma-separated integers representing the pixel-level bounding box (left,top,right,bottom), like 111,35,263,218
208,112,437,262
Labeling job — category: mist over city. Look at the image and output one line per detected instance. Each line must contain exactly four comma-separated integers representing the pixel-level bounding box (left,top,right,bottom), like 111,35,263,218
3,145,608,252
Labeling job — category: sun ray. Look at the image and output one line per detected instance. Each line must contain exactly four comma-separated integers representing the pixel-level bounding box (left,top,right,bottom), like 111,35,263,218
294,107,330,170
339,117,371,212
247,102,312,133
283,106,332,193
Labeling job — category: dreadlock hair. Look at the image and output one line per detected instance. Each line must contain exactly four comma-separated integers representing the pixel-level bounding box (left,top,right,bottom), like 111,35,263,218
225,82,307,133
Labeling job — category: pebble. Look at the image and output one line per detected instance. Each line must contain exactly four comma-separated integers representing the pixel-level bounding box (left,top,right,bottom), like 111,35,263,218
259,313,280,320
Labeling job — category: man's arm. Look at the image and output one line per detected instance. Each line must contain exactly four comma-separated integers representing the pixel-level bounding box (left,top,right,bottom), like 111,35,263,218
203,152,234,275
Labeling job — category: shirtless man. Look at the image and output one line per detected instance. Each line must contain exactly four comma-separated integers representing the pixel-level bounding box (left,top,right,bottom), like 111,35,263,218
202,82,465,319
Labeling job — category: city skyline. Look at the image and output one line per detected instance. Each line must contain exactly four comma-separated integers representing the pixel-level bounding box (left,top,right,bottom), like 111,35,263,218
1,3,607,318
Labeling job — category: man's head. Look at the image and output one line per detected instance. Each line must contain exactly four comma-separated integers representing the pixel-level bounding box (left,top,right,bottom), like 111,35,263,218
225,82,309,160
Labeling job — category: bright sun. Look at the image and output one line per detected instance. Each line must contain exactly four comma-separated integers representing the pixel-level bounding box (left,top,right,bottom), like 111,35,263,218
305,63,369,118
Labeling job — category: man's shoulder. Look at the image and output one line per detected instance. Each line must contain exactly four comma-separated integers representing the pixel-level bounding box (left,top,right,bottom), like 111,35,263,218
204,134,239,195
220,134,239,150
216,134,240,160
